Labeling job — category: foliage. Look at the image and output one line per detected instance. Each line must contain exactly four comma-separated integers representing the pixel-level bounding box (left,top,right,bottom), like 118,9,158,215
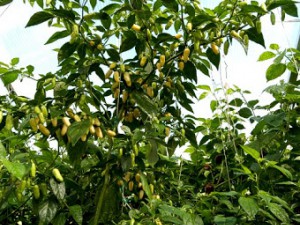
0,0,299,224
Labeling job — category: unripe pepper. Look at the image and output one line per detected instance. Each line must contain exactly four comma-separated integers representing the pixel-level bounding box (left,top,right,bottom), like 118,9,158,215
140,56,147,67
95,127,103,138
41,105,48,118
211,43,219,55
178,61,184,71
186,22,193,31
107,129,116,137
123,72,131,87
120,64,126,73
52,168,64,182
62,117,71,127
29,118,38,132
131,24,141,32
139,190,144,199
128,181,134,191
256,20,262,34
40,183,47,197
109,62,117,70
0,110,2,124
51,117,58,127
32,185,40,199
224,40,230,55
61,124,68,136
30,161,36,178
113,71,120,83
5,114,13,130
183,47,190,63
105,69,113,79
39,124,50,136
159,55,166,67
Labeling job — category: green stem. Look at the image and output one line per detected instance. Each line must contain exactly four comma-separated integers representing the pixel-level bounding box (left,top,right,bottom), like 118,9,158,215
93,169,110,225
93,139,113,225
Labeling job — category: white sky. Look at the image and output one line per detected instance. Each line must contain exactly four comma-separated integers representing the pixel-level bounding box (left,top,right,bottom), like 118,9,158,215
0,1,299,105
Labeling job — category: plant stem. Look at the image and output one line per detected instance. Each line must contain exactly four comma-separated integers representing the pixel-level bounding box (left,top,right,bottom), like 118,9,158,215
93,166,110,225
93,139,113,225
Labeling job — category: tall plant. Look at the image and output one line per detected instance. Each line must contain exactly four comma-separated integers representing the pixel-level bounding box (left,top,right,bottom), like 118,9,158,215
0,0,298,224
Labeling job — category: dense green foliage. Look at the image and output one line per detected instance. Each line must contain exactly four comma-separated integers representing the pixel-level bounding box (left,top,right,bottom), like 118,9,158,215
0,0,299,224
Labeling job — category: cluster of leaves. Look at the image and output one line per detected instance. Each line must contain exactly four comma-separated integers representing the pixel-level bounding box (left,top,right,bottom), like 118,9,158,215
0,0,299,224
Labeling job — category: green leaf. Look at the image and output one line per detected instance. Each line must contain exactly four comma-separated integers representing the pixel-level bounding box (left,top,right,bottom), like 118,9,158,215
183,61,197,82
238,107,252,118
50,178,66,200
245,27,265,47
102,3,121,15
89,0,97,9
270,43,279,50
140,172,153,199
69,205,82,225
131,91,158,116
26,11,54,27
210,100,218,112
49,9,75,21
185,128,197,147
36,0,43,8
147,139,159,165
199,92,209,100
107,48,120,61
269,164,293,180
267,0,299,11
210,191,239,197
241,165,252,175
34,86,46,104
276,181,297,186
161,0,178,12
248,100,259,108
197,62,210,76
67,120,91,146
268,202,289,223
238,197,259,220
156,33,176,45
1,70,19,85
229,98,243,107
52,213,67,225
214,215,237,225
266,63,286,81
206,47,220,69
58,42,78,62
258,51,276,61
241,5,267,13
241,145,261,161
130,0,143,10
185,4,195,18
2,159,27,180
0,142,7,159
27,65,34,74
120,31,137,53
45,30,69,45
10,57,19,66
99,11,111,29
39,200,58,225
283,3,298,17
273,50,286,64
0,67,8,73
0,0,12,6
197,85,211,92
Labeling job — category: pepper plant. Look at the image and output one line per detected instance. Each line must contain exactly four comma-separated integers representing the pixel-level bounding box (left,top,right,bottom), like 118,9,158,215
0,0,299,224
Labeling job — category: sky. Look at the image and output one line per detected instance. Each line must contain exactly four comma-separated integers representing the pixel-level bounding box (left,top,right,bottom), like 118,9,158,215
0,1,299,106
